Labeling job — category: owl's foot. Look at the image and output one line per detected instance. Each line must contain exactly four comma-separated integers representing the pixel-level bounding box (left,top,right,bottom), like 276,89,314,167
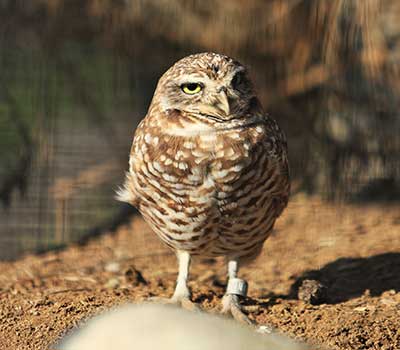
221,277,256,326
148,295,200,312
148,251,200,311
179,296,201,312
221,294,255,326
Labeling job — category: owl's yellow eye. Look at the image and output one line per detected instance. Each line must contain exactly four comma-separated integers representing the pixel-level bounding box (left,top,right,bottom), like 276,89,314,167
181,83,202,94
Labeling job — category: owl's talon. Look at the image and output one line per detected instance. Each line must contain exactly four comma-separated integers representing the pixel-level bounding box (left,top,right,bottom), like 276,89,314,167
181,297,201,312
221,294,255,327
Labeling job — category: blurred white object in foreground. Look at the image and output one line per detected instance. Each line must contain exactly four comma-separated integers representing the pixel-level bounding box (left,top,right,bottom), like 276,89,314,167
57,303,307,350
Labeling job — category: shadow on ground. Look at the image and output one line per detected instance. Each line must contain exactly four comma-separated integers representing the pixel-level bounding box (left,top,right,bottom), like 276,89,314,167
289,252,400,304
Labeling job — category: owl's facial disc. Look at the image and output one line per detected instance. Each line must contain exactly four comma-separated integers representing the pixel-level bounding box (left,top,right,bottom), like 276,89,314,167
173,72,244,120
179,80,230,117
158,63,255,121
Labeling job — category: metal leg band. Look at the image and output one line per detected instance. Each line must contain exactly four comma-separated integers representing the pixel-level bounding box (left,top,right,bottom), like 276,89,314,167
226,278,248,297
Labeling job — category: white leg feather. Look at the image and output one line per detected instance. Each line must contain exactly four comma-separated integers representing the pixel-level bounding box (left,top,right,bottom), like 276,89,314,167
172,251,191,301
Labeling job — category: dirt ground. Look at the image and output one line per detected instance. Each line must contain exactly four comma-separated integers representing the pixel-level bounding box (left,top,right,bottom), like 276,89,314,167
0,194,399,350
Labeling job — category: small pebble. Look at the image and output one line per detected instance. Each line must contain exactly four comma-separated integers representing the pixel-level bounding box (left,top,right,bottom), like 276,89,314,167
105,278,120,289
298,279,327,305
104,262,121,273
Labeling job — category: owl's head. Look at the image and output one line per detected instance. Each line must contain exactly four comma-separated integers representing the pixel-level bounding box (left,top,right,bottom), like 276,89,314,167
153,52,259,121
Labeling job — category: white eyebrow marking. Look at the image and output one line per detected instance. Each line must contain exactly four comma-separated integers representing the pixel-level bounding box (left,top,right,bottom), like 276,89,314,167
176,74,209,85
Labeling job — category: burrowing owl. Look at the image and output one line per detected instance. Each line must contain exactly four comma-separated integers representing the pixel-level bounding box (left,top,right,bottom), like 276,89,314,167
117,52,290,324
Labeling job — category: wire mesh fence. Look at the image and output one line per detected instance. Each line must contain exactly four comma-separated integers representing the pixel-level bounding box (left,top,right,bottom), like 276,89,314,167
0,0,399,261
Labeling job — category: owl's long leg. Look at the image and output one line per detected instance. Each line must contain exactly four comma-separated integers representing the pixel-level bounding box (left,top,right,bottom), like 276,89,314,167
150,251,199,311
221,260,255,326
171,251,195,308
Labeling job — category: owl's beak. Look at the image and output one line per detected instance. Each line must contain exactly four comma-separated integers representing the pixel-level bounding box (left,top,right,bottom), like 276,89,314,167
213,90,230,117
197,90,231,118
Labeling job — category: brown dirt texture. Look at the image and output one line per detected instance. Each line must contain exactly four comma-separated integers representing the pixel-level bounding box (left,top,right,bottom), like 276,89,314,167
0,194,399,350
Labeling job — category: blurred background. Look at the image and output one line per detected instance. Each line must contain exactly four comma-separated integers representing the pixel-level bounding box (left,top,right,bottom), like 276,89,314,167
0,0,399,260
